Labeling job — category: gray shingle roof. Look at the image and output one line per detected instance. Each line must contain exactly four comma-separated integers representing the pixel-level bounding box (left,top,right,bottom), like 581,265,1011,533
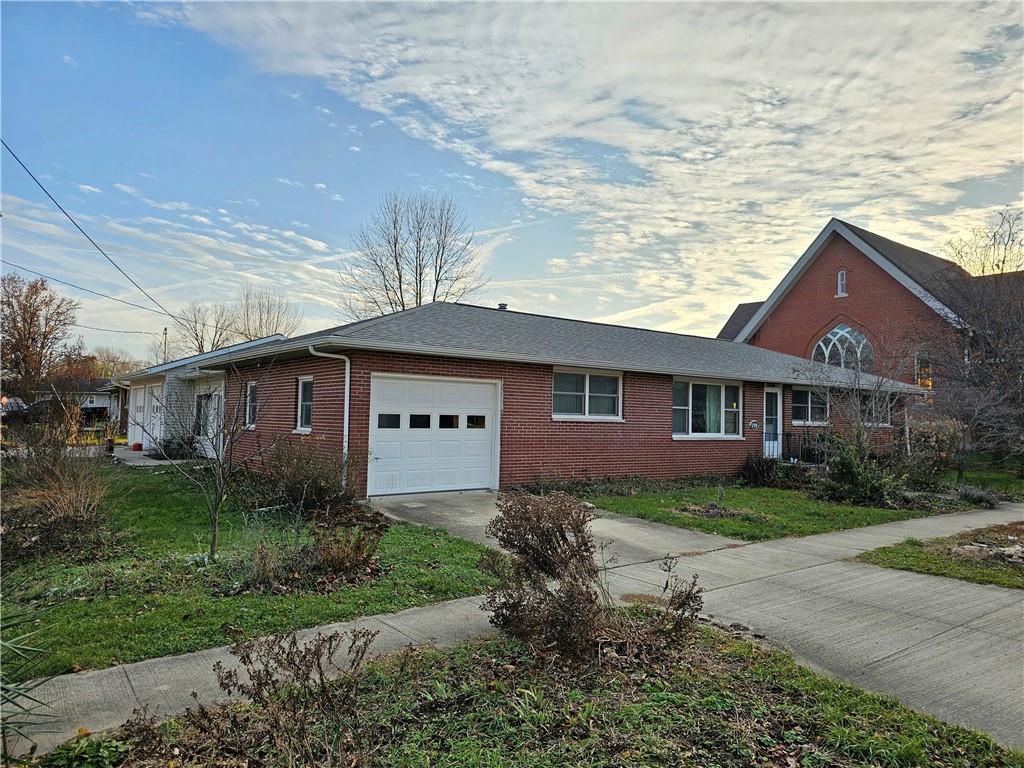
312,302,916,391
838,221,971,311
717,301,763,340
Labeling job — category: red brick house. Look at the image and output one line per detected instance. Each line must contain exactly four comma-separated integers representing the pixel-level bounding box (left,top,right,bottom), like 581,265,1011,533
717,218,983,389
202,301,917,499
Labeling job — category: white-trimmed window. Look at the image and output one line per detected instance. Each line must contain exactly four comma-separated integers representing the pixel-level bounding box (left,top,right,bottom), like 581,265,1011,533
244,382,257,427
859,393,893,427
792,388,828,425
552,369,621,419
836,269,848,297
296,376,313,431
672,380,741,437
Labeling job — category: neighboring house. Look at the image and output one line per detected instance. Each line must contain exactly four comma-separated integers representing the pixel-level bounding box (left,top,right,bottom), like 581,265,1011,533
98,381,130,433
717,218,1023,390
195,301,918,499
31,383,121,424
122,335,285,457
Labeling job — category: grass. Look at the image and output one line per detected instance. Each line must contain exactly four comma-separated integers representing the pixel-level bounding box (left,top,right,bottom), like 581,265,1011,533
858,522,1024,589
116,625,1021,767
588,485,943,541
2,464,494,680
947,468,1024,499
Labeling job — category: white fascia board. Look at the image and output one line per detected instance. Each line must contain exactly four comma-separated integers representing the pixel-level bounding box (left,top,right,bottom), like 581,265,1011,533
734,219,961,342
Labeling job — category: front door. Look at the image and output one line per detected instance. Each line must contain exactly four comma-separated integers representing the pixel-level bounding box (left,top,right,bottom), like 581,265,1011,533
763,388,781,459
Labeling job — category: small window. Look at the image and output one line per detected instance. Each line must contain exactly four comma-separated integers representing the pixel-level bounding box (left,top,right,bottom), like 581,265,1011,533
439,414,459,429
377,413,400,429
245,382,257,427
552,372,585,416
672,381,689,434
467,415,486,429
724,385,741,435
409,414,431,429
915,354,933,390
836,269,847,297
296,377,313,430
552,370,621,418
793,388,828,424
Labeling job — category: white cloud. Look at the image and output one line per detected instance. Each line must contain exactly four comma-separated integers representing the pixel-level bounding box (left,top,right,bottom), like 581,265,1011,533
62,54,77,67
275,177,303,187
314,182,327,190
77,184,102,194
173,2,1023,335
113,182,192,211
315,105,332,114
348,145,361,152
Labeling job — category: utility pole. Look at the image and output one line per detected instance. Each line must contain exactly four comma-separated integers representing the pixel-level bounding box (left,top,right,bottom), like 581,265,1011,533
162,327,168,363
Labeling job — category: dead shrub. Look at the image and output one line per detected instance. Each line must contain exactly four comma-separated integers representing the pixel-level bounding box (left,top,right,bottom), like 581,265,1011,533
1,455,109,563
480,490,704,662
479,491,606,658
121,628,378,767
311,523,384,575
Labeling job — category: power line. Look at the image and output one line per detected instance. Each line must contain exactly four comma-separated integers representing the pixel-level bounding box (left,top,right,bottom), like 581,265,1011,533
4,260,179,320
74,323,161,337
3,261,244,337
2,139,174,318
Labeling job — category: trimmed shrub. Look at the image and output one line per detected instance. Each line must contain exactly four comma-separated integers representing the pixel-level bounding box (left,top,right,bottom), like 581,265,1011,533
741,454,780,487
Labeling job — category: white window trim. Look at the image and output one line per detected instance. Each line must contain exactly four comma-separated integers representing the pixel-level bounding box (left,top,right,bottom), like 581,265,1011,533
671,378,744,440
294,375,313,433
860,393,894,428
244,381,257,430
791,387,829,427
835,269,848,298
551,367,623,422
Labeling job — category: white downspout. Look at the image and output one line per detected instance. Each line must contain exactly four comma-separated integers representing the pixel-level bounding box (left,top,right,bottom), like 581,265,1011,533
308,346,351,460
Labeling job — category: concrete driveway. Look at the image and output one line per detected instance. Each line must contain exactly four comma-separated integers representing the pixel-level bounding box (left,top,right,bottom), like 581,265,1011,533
374,491,1024,747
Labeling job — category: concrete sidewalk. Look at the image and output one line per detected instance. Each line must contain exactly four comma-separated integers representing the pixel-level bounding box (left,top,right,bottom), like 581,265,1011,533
18,500,1024,753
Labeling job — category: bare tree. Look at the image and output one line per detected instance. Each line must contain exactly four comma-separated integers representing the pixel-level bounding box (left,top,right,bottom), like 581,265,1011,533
170,300,240,358
92,345,145,378
337,191,487,319
234,284,303,340
1,274,81,400
926,207,1024,478
128,361,280,561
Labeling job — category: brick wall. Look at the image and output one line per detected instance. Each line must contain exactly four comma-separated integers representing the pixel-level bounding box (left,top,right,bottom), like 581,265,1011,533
227,350,770,498
749,234,952,383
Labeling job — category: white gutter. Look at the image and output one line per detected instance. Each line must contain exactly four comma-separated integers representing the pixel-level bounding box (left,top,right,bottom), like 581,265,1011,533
308,345,351,459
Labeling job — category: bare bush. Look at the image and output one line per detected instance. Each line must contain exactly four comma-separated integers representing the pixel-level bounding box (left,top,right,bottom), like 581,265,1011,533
121,628,377,767
1,406,110,563
480,491,605,658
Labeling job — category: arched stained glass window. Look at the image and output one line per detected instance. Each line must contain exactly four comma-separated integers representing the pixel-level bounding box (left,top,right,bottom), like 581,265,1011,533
812,324,874,372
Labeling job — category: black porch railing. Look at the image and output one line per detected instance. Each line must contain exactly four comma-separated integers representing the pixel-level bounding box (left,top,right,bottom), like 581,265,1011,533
764,430,830,465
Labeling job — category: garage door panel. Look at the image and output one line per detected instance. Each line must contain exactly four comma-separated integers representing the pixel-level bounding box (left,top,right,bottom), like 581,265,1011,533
368,376,499,495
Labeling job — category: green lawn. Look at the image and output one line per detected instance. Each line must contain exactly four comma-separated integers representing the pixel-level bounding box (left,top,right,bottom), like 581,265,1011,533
105,626,1021,767
588,486,941,541
858,522,1024,590
3,465,493,680
948,468,1024,499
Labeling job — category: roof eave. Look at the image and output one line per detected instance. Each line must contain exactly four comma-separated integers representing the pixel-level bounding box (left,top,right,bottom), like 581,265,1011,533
734,219,962,342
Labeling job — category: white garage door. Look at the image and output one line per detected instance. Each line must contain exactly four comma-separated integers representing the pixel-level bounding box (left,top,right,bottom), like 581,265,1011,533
367,375,499,495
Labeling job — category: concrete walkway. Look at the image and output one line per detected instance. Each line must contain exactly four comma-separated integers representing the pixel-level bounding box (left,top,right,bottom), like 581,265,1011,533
19,497,1024,753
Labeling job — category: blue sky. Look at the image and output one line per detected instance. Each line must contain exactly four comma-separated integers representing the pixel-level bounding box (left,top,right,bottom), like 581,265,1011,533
3,2,1022,358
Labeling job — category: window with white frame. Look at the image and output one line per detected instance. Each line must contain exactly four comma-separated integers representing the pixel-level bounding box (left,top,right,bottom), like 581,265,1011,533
296,377,313,431
859,392,893,426
244,382,257,427
552,370,621,418
672,381,741,436
792,388,828,424
836,269,848,297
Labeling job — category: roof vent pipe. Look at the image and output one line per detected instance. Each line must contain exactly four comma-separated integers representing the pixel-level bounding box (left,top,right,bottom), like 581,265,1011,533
497,303,508,310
